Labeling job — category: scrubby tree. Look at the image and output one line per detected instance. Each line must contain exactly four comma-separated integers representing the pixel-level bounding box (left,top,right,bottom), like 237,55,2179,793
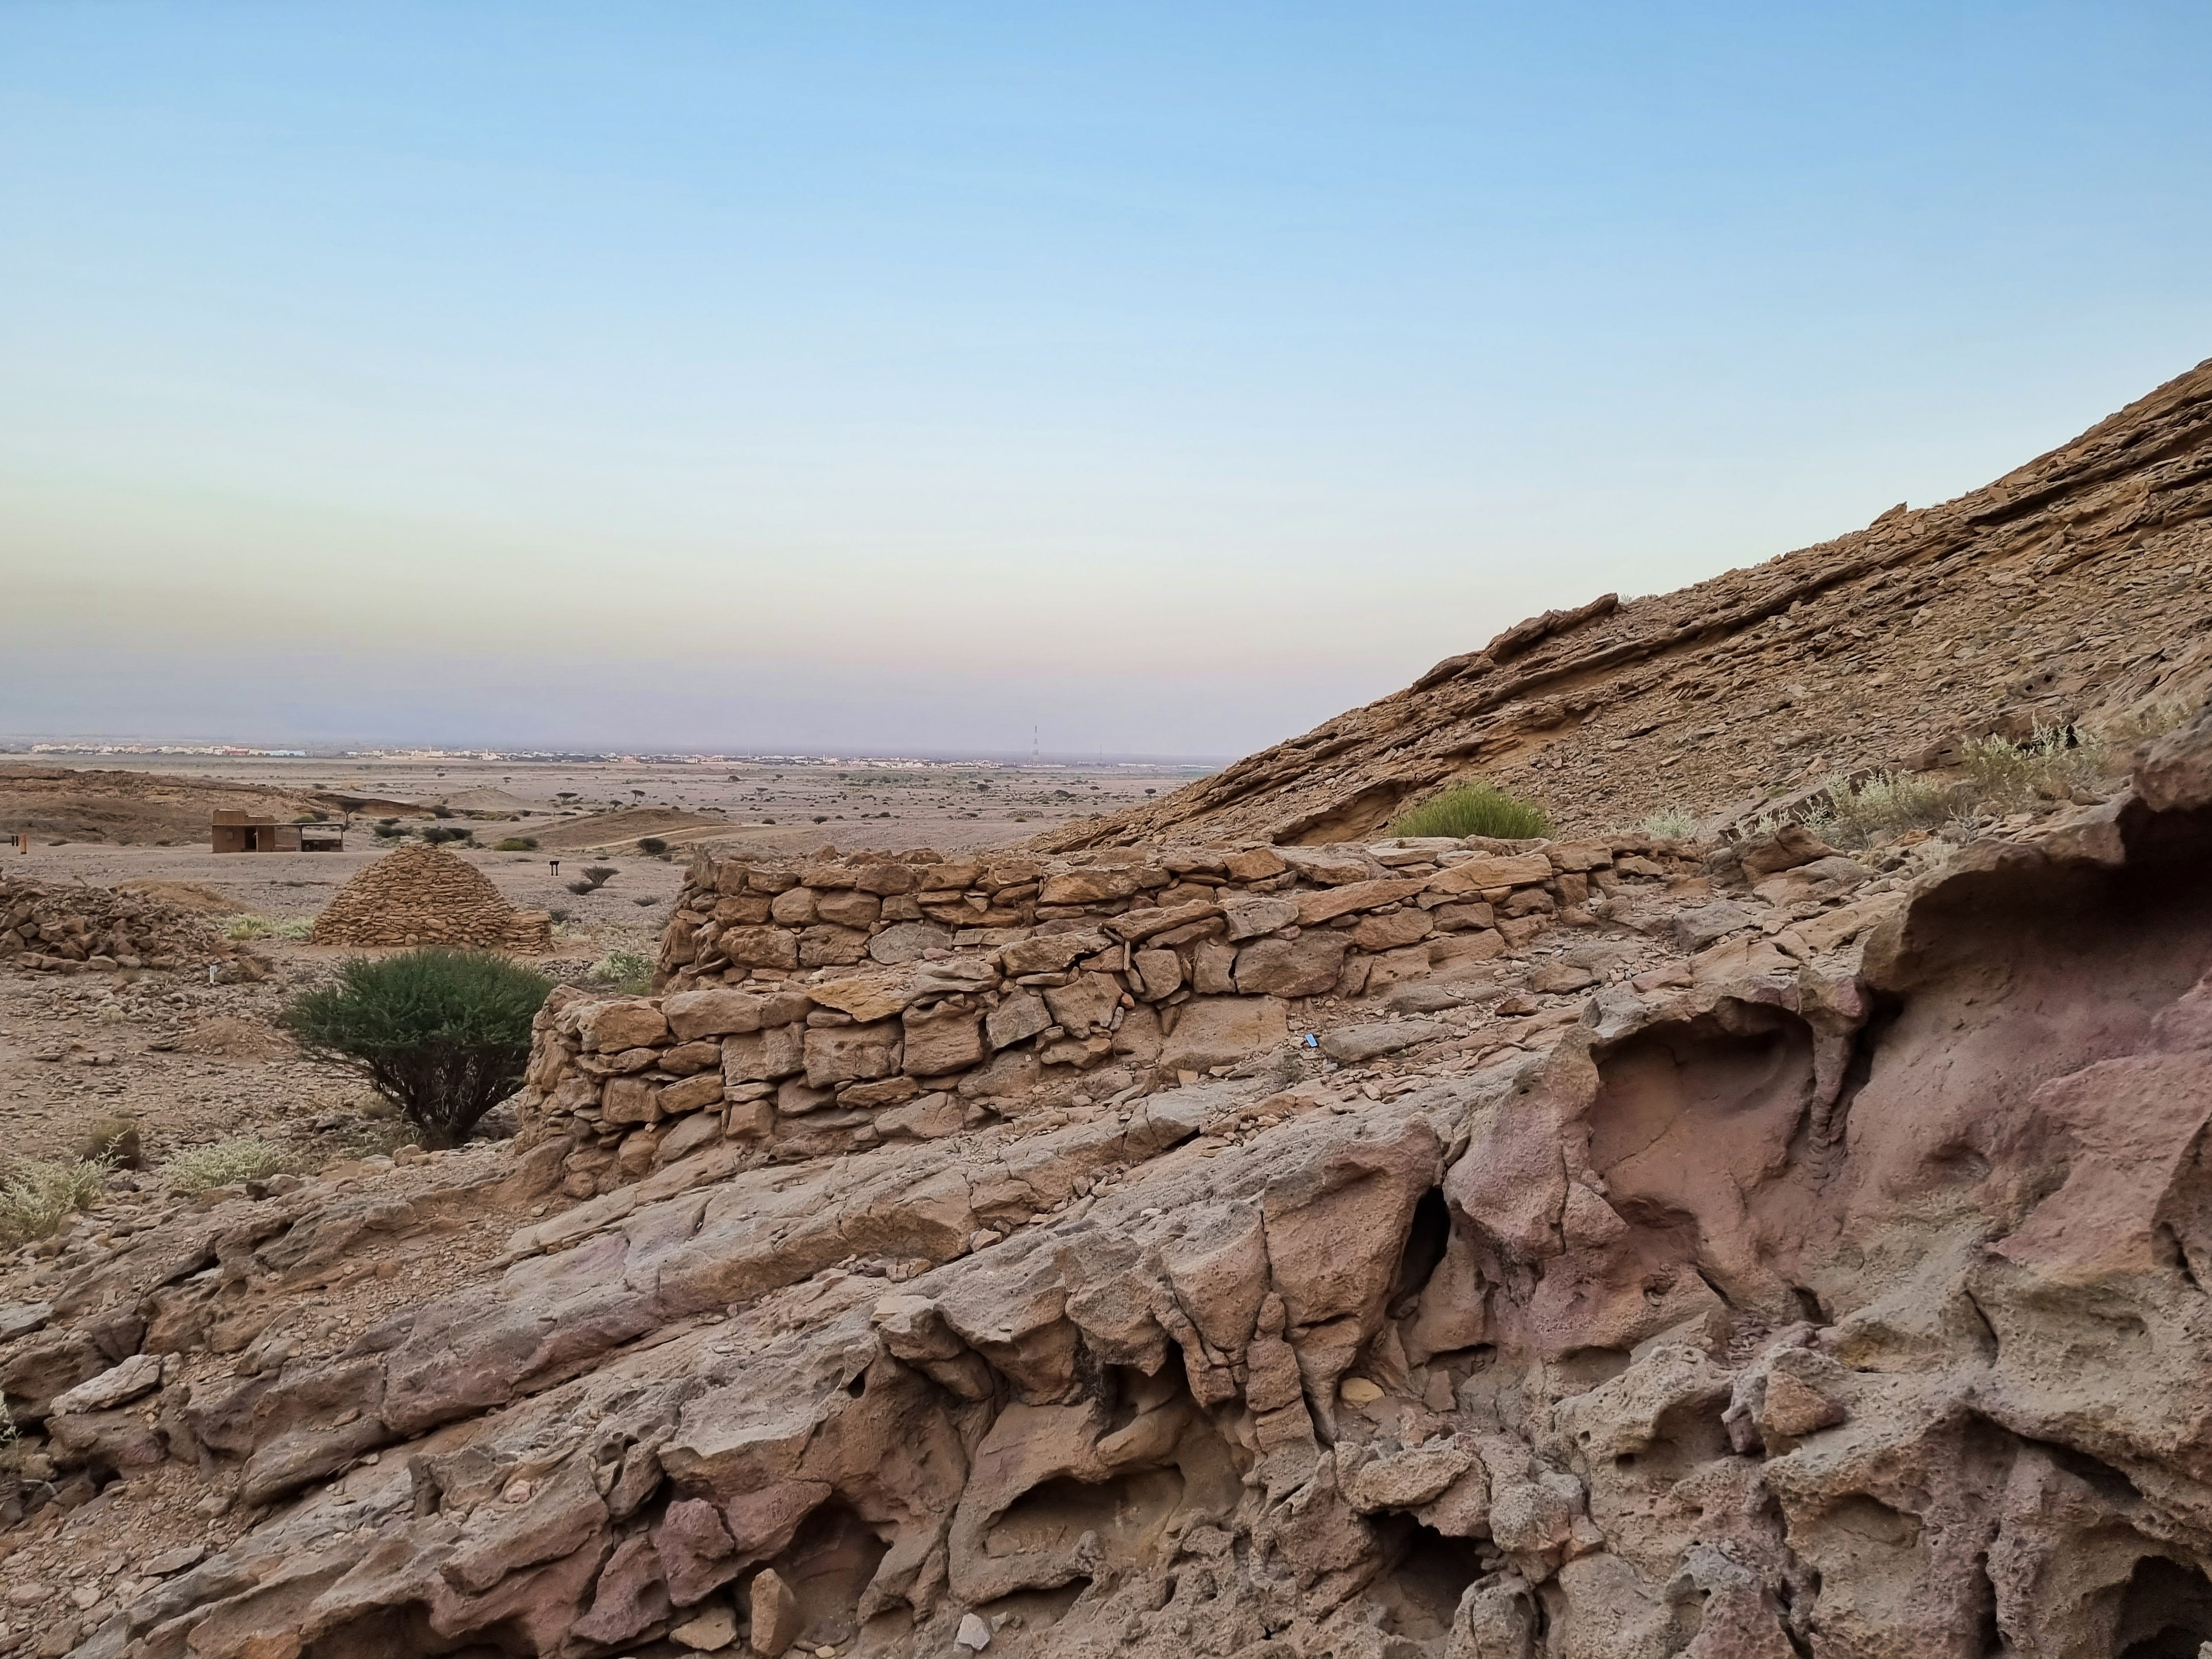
283,950,552,1149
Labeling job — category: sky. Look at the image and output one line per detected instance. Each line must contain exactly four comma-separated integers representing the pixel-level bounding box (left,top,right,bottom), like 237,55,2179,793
3,2,2208,758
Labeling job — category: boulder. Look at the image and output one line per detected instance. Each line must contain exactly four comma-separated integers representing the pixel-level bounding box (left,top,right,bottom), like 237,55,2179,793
1234,932,1351,997
1160,995,1288,1071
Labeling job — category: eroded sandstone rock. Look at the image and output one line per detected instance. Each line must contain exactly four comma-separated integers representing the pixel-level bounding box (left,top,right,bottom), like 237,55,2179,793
21,716,2212,1659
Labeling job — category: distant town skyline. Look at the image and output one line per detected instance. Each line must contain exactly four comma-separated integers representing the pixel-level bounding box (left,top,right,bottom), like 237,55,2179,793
7,3,2209,757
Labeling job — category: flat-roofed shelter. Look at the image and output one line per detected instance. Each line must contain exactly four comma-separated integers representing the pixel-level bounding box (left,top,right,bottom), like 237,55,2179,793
211,811,343,852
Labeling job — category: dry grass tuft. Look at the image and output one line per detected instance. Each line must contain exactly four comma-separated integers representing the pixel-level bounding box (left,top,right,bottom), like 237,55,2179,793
0,1157,108,1248
1391,782,1552,840
164,1137,293,1193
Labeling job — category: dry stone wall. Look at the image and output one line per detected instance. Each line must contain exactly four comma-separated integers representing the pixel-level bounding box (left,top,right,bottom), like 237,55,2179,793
522,832,1703,1193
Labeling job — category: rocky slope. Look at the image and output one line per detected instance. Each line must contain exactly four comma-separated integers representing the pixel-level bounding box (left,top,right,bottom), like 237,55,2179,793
1036,358,2212,849
1,705,2208,1657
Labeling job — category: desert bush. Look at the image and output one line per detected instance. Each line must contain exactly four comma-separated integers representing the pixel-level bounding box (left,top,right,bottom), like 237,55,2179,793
420,825,474,846
1390,781,1552,840
165,1137,291,1192
429,805,453,819
283,950,554,1150
580,865,617,890
636,837,668,854
492,836,539,852
2100,697,2198,749
1641,807,1697,839
0,1157,108,1248
591,949,654,996
1960,726,2106,809
1802,771,1957,849
223,914,314,941
74,1116,142,1168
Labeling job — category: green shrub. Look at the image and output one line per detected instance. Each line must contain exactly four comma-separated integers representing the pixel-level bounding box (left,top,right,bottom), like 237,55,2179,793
165,1137,292,1192
1390,781,1552,840
492,836,539,852
636,837,668,855
420,825,474,846
580,865,616,889
591,950,654,997
283,950,554,1150
1641,807,1697,839
0,1157,108,1248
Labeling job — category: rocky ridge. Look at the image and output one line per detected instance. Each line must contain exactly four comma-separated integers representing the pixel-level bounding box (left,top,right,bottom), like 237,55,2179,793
1035,357,2212,849
0,705,2207,1656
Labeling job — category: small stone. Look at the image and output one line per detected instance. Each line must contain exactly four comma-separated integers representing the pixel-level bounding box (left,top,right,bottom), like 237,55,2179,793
749,1566,804,1656
671,1601,739,1651
1339,1376,1385,1405
143,1544,207,1576
956,1613,993,1650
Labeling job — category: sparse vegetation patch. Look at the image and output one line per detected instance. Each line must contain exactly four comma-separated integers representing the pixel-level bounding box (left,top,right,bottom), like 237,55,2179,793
165,1137,293,1192
223,914,314,941
0,1156,108,1248
1390,781,1552,840
591,949,654,996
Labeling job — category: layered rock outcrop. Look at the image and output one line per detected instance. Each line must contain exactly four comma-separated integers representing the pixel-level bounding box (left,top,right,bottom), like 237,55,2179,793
6,708,2210,1657
1037,357,2212,848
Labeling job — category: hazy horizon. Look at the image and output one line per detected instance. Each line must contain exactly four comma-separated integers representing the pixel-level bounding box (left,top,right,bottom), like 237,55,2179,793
7,3,2209,760
2,732,1233,765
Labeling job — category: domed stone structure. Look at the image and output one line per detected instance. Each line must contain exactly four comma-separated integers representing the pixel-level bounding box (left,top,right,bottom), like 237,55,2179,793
310,842,551,950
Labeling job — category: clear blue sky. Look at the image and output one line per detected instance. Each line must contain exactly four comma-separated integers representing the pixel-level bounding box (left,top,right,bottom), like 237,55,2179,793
4,2,2206,755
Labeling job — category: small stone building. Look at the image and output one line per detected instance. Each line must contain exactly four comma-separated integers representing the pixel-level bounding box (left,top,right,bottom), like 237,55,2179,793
212,811,343,853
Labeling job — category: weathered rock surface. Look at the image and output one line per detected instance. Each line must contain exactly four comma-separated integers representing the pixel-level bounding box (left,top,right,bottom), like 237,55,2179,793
1,714,2206,1658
